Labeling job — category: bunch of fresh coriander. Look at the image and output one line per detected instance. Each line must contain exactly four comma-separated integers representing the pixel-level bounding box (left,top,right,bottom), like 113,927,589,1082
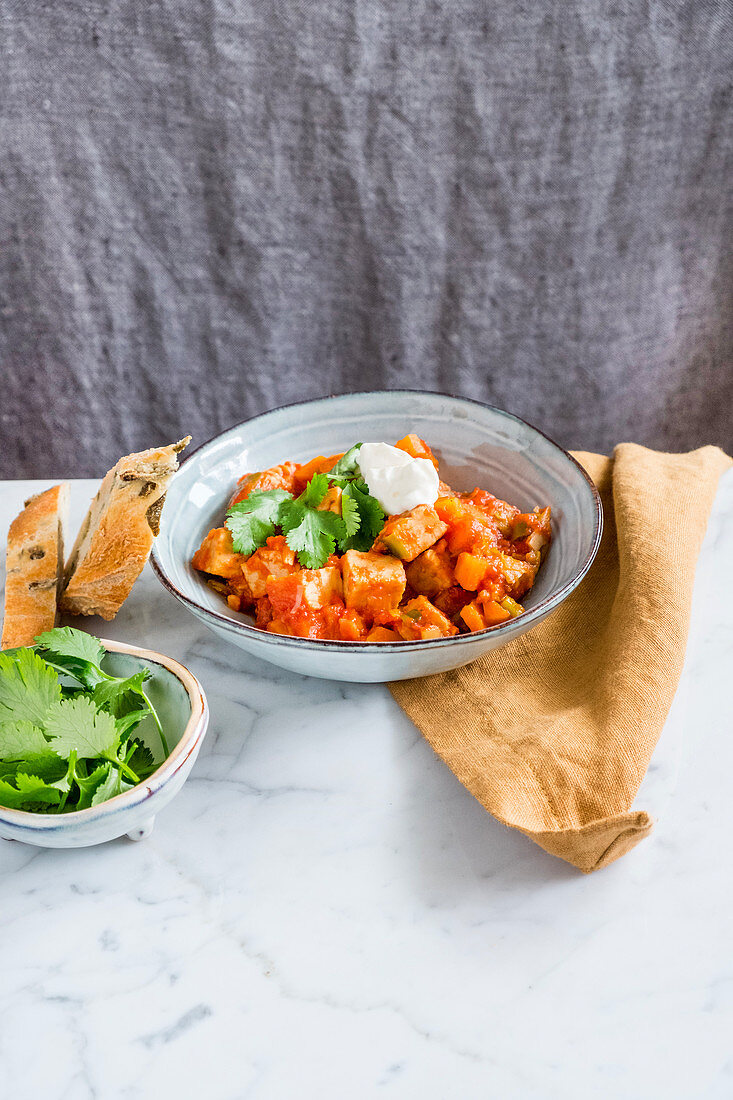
0,628,165,814
225,443,386,568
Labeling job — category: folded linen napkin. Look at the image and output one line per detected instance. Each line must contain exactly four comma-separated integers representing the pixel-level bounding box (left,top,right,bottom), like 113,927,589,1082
390,444,732,873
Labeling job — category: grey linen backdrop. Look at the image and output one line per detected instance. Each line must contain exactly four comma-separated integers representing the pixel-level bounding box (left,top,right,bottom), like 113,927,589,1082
0,1,731,478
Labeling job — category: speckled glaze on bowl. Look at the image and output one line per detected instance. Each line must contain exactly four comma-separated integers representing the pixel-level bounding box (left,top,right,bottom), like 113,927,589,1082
0,640,209,847
151,392,602,683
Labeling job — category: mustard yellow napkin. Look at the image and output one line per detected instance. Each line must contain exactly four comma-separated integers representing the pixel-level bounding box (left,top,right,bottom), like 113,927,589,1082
390,444,732,873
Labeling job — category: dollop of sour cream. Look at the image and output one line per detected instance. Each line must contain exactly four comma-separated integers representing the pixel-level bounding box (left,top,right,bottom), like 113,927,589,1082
357,442,440,515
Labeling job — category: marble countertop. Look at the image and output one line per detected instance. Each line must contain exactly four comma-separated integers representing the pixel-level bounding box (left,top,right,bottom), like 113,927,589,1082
1,476,732,1100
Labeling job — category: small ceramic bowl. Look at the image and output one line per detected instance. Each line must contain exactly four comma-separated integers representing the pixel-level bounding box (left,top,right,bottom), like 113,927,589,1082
151,391,602,682
0,639,209,848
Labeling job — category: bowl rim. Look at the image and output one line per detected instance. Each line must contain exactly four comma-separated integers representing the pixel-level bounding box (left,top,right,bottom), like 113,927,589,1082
151,390,604,652
0,639,209,832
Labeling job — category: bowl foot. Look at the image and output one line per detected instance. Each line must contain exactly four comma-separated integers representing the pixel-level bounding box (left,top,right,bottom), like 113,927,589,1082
127,817,155,842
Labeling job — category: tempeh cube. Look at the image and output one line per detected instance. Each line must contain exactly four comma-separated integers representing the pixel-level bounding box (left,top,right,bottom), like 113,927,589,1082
373,505,448,562
241,536,298,598
396,595,458,640
405,544,454,597
267,565,343,615
341,550,406,619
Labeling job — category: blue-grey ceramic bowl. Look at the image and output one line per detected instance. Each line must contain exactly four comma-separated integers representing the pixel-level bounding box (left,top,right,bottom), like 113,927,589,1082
151,392,602,683
0,640,209,847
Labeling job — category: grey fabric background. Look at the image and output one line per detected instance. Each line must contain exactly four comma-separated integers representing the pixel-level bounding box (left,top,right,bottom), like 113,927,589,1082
0,1,731,478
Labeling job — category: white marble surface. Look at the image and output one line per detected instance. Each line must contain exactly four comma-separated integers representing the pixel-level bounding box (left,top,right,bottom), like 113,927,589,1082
1,475,732,1100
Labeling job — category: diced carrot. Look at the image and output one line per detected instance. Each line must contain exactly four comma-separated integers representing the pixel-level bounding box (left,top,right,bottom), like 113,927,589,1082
317,485,342,514
418,625,442,639
434,496,464,524
393,434,439,469
292,454,343,490
480,600,512,626
454,552,489,591
433,496,499,556
366,626,400,641
339,610,368,641
267,619,290,635
460,601,486,632
228,463,299,507
292,614,331,640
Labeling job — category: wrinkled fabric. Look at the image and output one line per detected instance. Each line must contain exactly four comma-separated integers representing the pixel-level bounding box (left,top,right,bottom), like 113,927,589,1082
391,445,732,872
0,1,731,477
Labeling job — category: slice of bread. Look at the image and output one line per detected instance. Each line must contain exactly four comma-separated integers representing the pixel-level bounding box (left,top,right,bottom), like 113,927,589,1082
2,483,70,649
60,438,190,620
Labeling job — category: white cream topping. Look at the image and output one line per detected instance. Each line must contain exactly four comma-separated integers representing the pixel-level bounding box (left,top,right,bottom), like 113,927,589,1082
357,442,439,515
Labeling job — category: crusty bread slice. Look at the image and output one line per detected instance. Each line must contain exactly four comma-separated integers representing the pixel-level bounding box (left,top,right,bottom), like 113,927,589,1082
2,483,70,649
60,438,190,620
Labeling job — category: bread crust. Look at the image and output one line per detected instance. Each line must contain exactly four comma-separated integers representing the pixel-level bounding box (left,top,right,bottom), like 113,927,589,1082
2,483,70,649
60,438,190,620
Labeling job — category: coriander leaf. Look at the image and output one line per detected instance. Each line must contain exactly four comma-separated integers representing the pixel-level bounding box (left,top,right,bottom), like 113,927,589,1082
75,763,111,810
128,742,156,777
93,669,167,756
60,686,85,699
0,778,27,810
340,481,387,551
0,720,49,759
55,751,77,808
92,670,150,714
281,505,347,569
34,627,106,669
0,775,61,810
339,490,361,539
15,772,63,805
328,444,363,480
91,766,134,807
0,752,66,785
225,489,293,556
351,480,387,537
340,530,372,553
302,472,329,507
44,696,119,760
90,766,121,806
32,627,108,689
0,647,62,726
115,710,153,739
51,659,105,691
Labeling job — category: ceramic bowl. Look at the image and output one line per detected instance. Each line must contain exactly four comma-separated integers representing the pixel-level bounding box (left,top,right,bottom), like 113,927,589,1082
151,391,602,682
0,640,209,848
